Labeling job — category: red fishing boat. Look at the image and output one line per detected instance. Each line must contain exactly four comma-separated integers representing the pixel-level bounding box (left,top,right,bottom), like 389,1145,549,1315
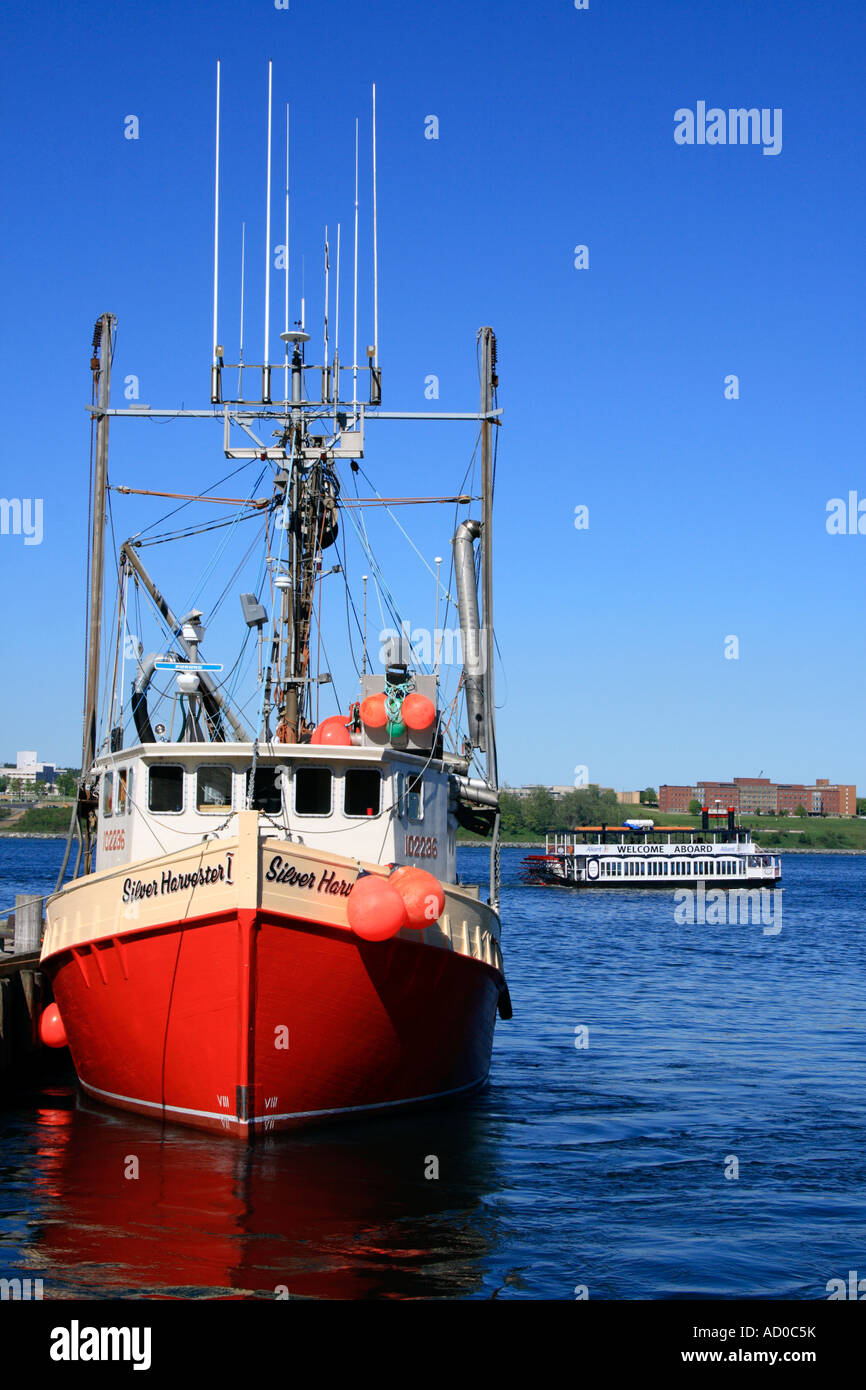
39,67,510,1138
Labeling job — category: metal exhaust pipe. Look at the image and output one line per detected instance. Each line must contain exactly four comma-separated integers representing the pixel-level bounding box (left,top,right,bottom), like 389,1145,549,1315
452,519,485,752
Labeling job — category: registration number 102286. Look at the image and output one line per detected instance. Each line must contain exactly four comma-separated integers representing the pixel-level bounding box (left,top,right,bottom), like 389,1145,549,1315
404,834,438,859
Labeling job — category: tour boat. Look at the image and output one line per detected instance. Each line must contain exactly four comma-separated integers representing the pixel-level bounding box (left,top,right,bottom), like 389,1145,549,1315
39,70,510,1137
520,809,782,889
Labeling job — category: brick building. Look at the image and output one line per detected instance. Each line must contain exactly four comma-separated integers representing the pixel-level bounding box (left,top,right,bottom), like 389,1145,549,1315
656,785,697,813
659,777,857,816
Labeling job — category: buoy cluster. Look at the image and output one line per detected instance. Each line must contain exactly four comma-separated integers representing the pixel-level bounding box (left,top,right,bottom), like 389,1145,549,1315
346,865,445,941
309,691,436,746
359,690,436,741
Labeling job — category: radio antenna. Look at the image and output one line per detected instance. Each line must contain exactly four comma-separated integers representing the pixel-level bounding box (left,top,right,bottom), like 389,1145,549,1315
372,83,379,373
362,575,368,675
211,60,221,401
284,102,290,404
323,226,330,401
263,60,273,402
237,221,245,398
334,221,341,416
352,117,359,419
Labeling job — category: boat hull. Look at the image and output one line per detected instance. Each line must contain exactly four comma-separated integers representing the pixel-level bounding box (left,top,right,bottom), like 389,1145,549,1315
44,907,499,1136
522,871,782,889
40,818,505,1138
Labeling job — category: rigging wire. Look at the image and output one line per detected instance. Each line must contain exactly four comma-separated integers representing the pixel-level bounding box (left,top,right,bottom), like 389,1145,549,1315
136,506,266,548
127,457,266,544
353,460,458,603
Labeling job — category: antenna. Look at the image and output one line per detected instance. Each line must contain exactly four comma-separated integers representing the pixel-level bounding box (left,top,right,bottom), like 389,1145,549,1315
263,60,273,403
434,555,442,676
323,226,330,402
362,574,368,675
372,83,379,373
284,102,290,404
238,221,246,399
334,221,341,415
353,117,359,418
211,60,221,402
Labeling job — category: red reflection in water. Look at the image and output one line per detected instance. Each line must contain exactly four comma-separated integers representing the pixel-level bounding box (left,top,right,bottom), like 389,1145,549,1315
28,1092,499,1299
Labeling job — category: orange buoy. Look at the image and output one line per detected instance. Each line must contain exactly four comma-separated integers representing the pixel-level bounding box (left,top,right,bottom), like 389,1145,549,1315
311,715,352,746
40,1004,68,1049
400,693,436,732
359,692,388,728
346,873,408,941
389,865,445,928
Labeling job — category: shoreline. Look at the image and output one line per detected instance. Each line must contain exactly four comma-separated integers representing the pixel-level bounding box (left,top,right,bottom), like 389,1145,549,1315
0,833,68,841
3,833,864,857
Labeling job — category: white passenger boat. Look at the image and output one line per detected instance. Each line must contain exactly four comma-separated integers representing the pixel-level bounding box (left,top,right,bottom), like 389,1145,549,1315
520,810,781,889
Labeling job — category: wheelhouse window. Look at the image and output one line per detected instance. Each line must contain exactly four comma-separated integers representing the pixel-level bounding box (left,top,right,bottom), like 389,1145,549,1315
117,768,129,815
102,771,113,817
294,767,332,816
345,769,381,818
148,764,184,814
397,772,424,821
197,765,233,813
246,767,282,815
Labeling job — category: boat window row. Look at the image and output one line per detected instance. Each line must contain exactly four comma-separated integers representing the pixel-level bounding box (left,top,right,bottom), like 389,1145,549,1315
102,764,393,820
145,764,383,819
101,763,430,822
597,858,741,877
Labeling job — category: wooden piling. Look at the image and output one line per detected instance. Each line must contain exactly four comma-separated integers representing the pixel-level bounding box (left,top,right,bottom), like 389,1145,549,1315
0,950,67,1083
14,894,42,955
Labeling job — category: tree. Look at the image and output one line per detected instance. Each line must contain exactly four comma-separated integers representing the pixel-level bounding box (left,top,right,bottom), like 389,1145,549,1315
499,791,526,838
557,784,622,828
688,799,701,815
640,787,658,805
521,787,558,836
56,769,80,797
795,804,808,818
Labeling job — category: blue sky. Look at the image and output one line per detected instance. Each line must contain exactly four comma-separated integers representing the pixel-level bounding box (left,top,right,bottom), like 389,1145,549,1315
0,0,863,792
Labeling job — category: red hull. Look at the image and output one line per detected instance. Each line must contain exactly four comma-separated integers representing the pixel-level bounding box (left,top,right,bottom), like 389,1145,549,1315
43,909,502,1137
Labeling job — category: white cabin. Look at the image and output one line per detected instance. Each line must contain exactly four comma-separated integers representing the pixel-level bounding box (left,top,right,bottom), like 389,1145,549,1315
93,742,457,881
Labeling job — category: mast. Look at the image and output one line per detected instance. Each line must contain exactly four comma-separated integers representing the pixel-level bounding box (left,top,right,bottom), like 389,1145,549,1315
478,325,500,908
82,312,116,778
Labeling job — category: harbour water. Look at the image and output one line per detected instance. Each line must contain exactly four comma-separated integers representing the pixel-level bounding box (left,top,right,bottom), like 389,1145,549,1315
1,839,864,1300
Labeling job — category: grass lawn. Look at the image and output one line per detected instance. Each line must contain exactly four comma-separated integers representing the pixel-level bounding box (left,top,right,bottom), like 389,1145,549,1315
458,803,866,849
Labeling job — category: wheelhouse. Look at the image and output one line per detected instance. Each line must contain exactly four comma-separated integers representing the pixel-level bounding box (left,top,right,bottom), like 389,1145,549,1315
93,742,456,879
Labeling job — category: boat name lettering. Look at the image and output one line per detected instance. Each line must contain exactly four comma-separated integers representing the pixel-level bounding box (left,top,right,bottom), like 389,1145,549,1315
614,843,716,856
121,852,235,903
265,855,353,897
